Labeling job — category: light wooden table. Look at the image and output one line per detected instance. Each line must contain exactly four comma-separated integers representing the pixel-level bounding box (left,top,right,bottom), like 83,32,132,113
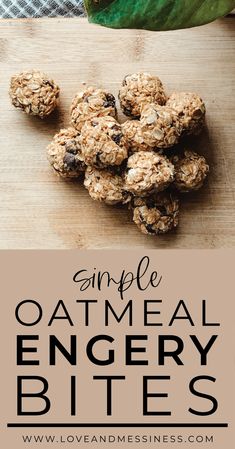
0,17,234,249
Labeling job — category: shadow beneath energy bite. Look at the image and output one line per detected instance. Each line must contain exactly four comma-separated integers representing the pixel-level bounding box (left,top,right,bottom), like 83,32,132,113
182,123,215,167
26,104,65,136
176,123,216,237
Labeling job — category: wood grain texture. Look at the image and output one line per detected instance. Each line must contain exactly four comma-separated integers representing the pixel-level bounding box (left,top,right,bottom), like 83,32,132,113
0,17,234,249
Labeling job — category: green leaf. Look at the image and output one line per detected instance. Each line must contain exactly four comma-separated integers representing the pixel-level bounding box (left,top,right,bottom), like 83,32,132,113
84,0,235,31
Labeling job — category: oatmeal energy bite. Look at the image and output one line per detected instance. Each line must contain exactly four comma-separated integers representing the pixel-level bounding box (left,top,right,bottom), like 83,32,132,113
140,104,182,149
9,70,60,118
124,151,174,197
172,150,209,192
84,166,131,206
71,86,117,131
121,120,153,153
119,72,167,118
47,127,85,179
133,192,179,235
80,116,128,168
167,92,206,135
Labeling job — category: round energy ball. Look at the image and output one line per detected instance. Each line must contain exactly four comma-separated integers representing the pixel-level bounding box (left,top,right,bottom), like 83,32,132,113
47,127,85,179
121,120,153,153
133,192,179,235
171,150,209,192
9,70,60,118
70,86,117,131
80,116,128,169
119,72,167,119
84,166,131,206
124,151,174,197
167,92,206,135
140,104,182,149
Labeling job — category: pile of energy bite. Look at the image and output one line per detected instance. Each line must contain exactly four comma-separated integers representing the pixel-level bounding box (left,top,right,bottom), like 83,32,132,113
9,70,209,236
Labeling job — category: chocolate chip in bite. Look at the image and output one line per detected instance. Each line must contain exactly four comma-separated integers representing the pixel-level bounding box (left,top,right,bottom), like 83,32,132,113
112,133,123,145
103,93,116,108
63,153,77,170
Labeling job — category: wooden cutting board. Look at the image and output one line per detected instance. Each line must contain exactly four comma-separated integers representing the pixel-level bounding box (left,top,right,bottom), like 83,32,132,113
0,17,234,249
